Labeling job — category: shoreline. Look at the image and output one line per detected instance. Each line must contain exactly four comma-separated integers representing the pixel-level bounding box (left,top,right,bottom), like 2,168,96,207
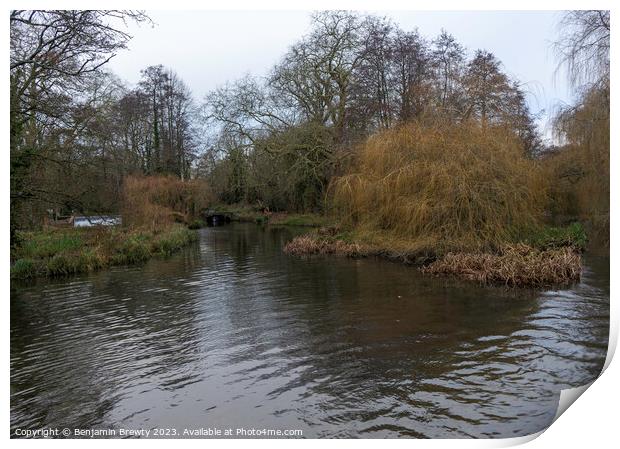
283,226,585,288
10,224,198,281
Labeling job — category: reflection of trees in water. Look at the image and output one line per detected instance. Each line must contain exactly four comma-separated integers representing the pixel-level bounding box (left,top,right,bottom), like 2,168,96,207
10,225,609,437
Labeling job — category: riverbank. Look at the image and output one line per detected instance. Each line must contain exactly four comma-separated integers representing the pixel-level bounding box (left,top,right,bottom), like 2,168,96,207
10,224,197,280
208,204,331,227
283,223,586,287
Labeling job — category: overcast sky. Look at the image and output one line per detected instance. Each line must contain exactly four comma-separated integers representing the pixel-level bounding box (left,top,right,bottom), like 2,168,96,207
107,10,572,139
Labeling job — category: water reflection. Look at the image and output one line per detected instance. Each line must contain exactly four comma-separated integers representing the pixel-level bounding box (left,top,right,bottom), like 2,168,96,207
11,224,609,438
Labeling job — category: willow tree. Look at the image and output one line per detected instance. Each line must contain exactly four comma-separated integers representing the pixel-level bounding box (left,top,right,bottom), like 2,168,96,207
549,10,610,243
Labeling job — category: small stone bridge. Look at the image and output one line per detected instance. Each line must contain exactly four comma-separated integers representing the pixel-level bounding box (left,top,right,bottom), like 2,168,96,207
203,210,232,226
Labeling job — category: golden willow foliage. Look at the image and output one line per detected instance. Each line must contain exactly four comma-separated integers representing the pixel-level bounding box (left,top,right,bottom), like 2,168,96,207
547,10,609,249
330,121,547,254
545,87,610,244
122,175,213,231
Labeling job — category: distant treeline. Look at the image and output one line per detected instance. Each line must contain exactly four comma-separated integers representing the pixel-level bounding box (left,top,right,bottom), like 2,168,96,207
201,11,543,212
10,10,609,247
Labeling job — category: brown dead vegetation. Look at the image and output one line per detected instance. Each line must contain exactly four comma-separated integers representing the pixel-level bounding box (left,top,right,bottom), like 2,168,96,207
331,121,547,255
283,235,367,258
421,244,581,287
284,228,581,288
122,175,213,231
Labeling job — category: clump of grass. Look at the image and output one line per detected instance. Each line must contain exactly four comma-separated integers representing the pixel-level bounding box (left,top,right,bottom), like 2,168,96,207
77,248,106,271
10,258,39,279
331,121,547,255
110,236,151,265
524,222,587,251
46,253,82,276
421,244,581,287
283,235,366,257
152,226,197,257
284,227,436,265
16,230,83,259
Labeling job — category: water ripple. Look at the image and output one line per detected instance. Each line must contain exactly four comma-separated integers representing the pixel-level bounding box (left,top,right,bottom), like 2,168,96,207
11,224,609,438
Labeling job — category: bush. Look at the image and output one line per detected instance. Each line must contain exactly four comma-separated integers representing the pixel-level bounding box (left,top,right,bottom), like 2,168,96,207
255,215,268,225
331,121,547,254
122,175,213,231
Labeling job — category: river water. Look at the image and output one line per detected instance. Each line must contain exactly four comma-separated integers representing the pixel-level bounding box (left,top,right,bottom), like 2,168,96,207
10,223,609,438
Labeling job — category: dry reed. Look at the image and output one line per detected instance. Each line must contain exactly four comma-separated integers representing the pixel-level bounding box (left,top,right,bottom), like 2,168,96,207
421,244,581,287
283,235,366,258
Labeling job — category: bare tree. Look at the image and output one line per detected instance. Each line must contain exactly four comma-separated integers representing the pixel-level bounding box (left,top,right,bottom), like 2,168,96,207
432,30,465,116
10,10,149,235
390,29,433,122
554,10,610,90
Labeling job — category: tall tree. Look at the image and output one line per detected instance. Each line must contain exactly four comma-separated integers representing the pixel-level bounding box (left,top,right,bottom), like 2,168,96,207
390,29,433,122
10,10,149,235
432,30,465,116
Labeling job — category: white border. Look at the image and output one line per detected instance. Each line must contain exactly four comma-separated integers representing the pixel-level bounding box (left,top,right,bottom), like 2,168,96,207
4,1,617,447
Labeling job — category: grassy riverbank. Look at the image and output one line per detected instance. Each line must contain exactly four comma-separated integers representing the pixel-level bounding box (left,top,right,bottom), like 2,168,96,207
284,223,586,287
11,224,197,280
209,204,330,227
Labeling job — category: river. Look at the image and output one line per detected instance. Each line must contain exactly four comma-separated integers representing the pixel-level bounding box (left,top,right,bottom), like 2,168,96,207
10,223,609,438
